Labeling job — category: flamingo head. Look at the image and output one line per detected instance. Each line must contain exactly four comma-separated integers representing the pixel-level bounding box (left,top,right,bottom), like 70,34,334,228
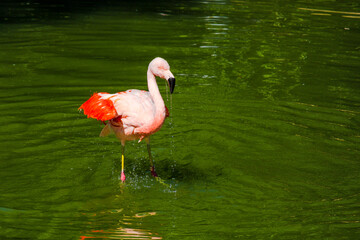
148,57,176,94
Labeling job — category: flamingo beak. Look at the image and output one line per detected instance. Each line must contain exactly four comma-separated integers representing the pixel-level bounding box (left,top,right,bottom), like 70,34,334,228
168,77,175,94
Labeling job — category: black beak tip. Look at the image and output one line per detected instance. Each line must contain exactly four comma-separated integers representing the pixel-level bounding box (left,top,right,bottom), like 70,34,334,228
168,77,176,94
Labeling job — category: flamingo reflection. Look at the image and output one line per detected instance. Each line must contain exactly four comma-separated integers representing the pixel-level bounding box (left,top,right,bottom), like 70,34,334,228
79,212,161,240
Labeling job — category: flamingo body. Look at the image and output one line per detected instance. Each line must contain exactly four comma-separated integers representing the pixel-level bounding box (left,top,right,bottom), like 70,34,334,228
79,57,175,182
79,90,168,142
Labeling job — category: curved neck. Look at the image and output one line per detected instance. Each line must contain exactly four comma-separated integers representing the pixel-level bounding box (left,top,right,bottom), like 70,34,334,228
147,69,165,113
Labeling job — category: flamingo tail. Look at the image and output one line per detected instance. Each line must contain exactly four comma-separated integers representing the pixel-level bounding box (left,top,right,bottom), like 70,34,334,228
100,122,113,137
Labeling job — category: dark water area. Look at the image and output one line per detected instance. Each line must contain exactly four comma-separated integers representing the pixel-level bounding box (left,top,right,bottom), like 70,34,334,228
0,0,359,239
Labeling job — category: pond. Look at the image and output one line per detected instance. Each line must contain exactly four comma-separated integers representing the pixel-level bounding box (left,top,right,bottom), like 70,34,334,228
0,0,359,239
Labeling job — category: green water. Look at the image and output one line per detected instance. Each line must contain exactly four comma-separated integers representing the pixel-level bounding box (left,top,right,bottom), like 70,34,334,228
0,0,359,239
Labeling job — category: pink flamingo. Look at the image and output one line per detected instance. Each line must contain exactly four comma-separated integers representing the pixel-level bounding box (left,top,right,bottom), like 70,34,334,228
79,57,175,182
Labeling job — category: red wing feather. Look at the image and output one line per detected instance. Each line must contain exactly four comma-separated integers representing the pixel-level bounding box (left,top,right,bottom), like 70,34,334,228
79,93,117,121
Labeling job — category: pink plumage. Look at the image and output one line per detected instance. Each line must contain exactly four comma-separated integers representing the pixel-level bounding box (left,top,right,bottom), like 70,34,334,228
79,57,176,182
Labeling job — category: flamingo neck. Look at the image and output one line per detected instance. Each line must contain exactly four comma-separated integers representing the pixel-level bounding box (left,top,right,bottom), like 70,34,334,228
147,70,165,115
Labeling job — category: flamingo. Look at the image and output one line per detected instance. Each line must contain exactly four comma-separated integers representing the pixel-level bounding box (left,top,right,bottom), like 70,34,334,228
79,57,175,182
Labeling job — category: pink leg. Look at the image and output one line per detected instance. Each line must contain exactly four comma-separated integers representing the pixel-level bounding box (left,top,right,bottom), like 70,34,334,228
121,143,126,182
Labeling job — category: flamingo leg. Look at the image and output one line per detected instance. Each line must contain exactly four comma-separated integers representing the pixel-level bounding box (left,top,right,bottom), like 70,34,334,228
145,137,158,177
144,138,170,187
121,143,126,182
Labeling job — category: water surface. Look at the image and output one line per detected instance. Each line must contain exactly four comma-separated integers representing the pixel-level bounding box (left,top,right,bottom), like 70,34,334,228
0,0,359,239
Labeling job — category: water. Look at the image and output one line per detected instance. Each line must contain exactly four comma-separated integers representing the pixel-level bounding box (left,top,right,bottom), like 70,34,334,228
0,0,359,239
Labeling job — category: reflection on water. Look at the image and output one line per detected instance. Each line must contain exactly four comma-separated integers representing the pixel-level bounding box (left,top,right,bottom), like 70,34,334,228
80,212,161,240
299,7,360,17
